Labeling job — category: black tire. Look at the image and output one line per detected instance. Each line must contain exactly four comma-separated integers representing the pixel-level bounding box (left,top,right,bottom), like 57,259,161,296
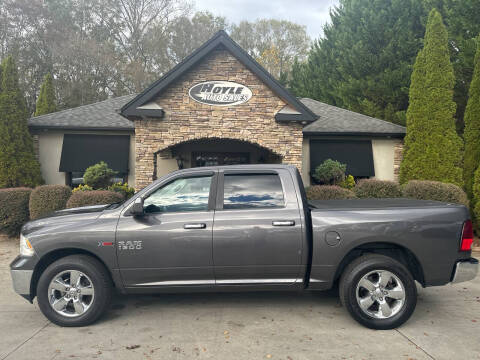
37,255,112,327
339,254,417,330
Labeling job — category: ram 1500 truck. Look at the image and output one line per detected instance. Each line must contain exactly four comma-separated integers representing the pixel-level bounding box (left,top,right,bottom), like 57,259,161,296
10,165,478,329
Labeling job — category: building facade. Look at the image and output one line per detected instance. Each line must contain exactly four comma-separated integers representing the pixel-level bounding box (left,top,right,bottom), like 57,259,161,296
29,31,405,190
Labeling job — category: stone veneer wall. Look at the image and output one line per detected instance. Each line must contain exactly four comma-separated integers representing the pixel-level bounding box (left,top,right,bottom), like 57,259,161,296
134,48,303,189
393,141,404,182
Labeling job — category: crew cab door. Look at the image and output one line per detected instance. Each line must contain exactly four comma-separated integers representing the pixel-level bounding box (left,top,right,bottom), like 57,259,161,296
212,169,304,285
116,171,216,288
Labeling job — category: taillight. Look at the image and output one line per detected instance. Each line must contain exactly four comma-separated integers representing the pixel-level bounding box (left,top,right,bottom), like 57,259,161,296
460,220,474,251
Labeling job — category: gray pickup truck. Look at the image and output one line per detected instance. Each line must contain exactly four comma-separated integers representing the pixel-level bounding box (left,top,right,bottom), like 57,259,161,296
10,165,478,329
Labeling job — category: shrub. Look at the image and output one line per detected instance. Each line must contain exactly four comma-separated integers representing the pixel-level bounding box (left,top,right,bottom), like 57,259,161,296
313,159,346,185
29,185,72,219
66,190,124,208
108,182,135,199
339,175,355,189
83,161,116,189
306,185,356,200
402,180,468,206
354,179,402,198
72,184,93,193
473,167,480,223
0,188,32,237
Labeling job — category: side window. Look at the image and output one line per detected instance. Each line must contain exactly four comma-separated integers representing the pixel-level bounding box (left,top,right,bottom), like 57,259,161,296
223,174,285,210
144,176,212,213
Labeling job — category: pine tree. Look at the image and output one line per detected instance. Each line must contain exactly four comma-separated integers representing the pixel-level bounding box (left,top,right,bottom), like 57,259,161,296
0,56,43,188
399,9,463,186
35,73,56,116
463,37,480,201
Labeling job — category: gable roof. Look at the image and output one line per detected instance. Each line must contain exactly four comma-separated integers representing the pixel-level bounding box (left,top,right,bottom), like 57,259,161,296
120,30,317,123
301,98,406,137
29,94,136,131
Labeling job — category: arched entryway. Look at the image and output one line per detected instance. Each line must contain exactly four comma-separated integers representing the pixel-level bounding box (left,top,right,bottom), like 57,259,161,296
154,138,282,179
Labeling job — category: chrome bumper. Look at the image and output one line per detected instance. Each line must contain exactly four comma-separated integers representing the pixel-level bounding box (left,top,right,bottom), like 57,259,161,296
452,258,479,284
10,269,33,295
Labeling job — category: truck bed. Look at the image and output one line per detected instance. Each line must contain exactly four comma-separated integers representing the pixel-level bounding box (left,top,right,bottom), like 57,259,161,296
309,198,464,210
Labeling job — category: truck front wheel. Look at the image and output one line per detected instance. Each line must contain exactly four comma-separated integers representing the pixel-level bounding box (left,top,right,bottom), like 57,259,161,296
37,255,112,327
339,254,417,330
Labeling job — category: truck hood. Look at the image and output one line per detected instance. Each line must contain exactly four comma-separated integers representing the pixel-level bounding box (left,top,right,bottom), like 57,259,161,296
22,204,111,236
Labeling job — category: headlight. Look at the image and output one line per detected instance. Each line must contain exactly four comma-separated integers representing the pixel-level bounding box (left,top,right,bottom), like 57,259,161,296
19,234,35,257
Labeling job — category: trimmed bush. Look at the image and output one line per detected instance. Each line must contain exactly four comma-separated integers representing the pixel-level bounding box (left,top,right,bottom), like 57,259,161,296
108,182,135,199
354,179,402,198
0,188,32,237
306,185,356,200
29,185,72,219
402,180,468,206
313,159,346,185
473,167,480,224
339,175,355,189
66,190,124,208
83,161,116,189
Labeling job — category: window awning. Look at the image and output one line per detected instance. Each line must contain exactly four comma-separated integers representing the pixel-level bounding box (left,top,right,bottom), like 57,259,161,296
59,134,130,173
310,140,374,177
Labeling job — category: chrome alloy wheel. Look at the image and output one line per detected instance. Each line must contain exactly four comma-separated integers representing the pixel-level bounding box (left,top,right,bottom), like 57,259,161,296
47,270,95,317
355,270,406,319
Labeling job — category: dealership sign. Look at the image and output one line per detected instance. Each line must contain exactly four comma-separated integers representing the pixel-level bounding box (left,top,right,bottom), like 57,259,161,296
188,81,252,106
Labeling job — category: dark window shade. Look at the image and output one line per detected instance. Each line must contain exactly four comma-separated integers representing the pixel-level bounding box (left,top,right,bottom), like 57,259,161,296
59,134,130,173
310,140,374,177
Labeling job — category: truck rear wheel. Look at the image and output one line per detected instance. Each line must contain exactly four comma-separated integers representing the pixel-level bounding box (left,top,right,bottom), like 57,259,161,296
37,255,112,327
339,254,417,330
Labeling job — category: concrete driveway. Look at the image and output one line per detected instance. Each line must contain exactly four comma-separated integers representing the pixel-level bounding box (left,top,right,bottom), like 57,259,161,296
1,237,479,360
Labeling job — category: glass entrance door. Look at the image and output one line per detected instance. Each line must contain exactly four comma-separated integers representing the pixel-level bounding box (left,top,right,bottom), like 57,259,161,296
192,152,250,167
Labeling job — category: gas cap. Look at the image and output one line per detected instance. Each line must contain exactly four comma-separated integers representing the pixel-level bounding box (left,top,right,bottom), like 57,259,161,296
325,231,341,247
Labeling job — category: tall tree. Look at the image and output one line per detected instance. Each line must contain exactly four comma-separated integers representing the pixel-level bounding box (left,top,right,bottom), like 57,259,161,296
399,9,463,186
289,0,426,125
231,19,310,79
0,56,43,187
35,73,56,116
463,37,480,201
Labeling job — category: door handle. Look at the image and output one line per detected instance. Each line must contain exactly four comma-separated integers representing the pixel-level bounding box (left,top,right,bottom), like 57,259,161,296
272,220,295,227
184,223,207,229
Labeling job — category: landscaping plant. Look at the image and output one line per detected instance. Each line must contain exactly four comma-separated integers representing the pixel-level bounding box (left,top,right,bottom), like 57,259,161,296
29,185,72,219
0,56,43,188
399,9,463,187
313,159,346,185
83,161,116,189
354,179,402,198
305,185,356,200
463,37,480,204
66,190,124,208
0,188,32,237
35,73,56,116
403,180,468,206
108,182,135,199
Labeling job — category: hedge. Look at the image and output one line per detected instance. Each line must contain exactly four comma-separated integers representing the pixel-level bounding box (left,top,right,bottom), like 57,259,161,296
354,179,402,198
29,185,72,219
402,180,468,206
66,190,124,208
0,188,32,237
306,185,356,200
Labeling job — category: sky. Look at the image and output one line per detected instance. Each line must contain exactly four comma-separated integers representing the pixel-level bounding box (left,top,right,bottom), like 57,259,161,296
194,0,340,40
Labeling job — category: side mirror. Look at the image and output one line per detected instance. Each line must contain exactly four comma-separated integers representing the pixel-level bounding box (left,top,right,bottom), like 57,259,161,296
130,197,144,216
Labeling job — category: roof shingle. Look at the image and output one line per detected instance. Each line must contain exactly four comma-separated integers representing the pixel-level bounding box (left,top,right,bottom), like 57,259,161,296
301,98,406,137
28,94,136,131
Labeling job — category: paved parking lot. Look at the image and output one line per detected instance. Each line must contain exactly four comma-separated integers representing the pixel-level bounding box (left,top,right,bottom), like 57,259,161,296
1,237,479,360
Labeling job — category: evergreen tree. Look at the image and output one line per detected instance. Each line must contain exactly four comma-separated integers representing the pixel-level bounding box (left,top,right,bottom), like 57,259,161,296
0,56,43,188
289,0,426,122
399,9,463,186
464,37,480,201
35,73,56,116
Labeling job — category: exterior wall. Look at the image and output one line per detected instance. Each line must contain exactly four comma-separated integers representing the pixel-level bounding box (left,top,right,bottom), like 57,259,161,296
37,132,65,185
34,130,136,186
372,139,402,182
134,48,303,190
302,136,403,186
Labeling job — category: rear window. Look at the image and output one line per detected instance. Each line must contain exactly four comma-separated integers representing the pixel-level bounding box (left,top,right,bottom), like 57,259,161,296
223,174,284,209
